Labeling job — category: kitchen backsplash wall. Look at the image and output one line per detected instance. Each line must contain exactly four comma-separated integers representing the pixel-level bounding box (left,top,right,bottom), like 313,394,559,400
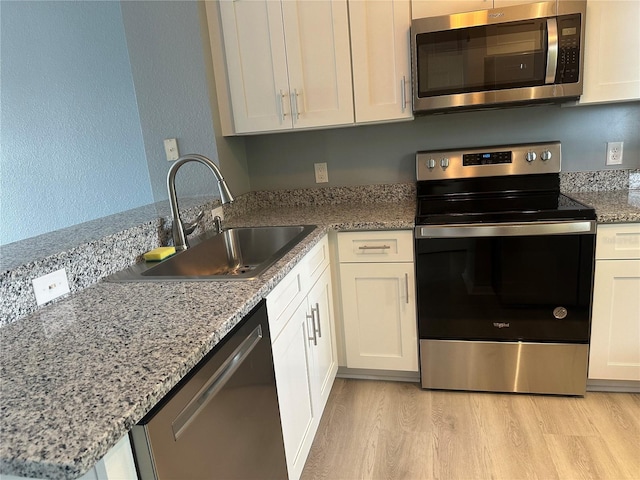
245,102,640,191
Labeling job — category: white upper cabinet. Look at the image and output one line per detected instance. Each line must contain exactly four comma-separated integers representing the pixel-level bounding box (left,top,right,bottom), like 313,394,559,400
412,0,489,18
579,0,640,105
349,0,413,123
411,0,540,19
281,0,354,129
218,0,290,133
216,0,353,134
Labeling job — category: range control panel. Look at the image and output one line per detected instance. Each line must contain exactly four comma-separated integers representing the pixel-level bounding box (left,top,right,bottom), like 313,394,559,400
416,142,562,181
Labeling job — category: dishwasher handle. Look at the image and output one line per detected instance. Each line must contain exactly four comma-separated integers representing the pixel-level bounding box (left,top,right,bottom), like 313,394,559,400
172,324,263,440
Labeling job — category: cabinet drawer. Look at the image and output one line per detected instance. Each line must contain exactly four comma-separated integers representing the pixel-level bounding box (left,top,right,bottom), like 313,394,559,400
303,235,330,290
267,234,329,341
267,262,306,342
596,224,640,260
337,230,413,263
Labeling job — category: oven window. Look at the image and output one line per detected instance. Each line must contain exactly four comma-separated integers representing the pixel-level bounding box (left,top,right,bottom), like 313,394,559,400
415,234,594,342
416,19,547,97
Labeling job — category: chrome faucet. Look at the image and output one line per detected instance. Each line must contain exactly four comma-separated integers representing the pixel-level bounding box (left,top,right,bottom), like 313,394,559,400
167,154,234,251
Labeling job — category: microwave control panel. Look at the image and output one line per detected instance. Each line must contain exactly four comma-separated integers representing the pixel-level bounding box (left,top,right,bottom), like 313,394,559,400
556,14,582,84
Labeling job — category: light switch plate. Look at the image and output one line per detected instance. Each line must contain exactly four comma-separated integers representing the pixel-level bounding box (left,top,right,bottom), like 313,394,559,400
164,138,180,161
32,268,70,306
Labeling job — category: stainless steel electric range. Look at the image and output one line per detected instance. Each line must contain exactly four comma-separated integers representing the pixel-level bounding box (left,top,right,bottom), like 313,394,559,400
414,141,596,396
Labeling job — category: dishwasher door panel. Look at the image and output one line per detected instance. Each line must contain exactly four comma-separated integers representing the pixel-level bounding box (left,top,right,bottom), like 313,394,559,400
131,301,288,479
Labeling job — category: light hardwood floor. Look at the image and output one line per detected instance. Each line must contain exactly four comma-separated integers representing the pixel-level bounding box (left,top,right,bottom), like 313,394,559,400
301,379,640,480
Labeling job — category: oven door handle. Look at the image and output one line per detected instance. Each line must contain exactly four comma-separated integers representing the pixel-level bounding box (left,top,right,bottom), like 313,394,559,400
415,220,595,238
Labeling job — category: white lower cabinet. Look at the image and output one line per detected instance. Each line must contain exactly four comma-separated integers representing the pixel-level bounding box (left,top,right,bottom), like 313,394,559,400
267,235,337,480
589,223,640,382
337,231,418,372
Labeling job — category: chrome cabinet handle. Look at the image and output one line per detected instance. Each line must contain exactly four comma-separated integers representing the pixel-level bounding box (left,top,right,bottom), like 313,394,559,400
279,90,288,122
545,18,558,84
292,89,301,120
312,303,321,338
358,245,391,250
405,273,409,304
401,76,407,112
307,312,317,346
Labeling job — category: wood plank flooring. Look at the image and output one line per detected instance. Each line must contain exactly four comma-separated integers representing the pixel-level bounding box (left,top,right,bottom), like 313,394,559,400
301,379,640,480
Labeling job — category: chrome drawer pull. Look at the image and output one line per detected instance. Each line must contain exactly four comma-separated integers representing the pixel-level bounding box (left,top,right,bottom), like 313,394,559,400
405,273,409,304
358,245,391,250
307,313,317,346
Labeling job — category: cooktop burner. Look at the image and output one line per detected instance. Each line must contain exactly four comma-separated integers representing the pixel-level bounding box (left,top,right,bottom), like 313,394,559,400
415,142,596,225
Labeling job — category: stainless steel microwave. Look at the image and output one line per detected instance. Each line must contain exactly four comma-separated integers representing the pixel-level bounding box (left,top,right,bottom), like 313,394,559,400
411,0,586,113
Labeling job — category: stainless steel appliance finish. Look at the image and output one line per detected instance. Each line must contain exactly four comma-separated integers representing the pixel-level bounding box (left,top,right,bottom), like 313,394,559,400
106,225,315,282
130,301,288,479
414,142,596,396
411,1,586,113
167,154,235,251
420,340,590,395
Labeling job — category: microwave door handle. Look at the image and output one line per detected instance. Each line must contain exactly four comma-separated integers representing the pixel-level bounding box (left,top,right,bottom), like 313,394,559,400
545,17,559,84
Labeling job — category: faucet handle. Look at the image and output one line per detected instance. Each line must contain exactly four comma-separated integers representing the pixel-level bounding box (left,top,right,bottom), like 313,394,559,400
183,210,204,236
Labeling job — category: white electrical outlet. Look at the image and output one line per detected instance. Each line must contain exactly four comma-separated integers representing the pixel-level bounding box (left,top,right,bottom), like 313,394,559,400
606,141,624,165
164,138,180,161
32,268,71,306
314,162,329,183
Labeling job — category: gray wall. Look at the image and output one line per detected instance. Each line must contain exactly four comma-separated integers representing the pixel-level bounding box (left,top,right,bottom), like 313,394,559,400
245,102,640,191
121,1,248,202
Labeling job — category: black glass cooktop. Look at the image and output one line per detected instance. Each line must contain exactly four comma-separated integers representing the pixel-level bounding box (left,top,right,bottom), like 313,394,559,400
415,174,596,225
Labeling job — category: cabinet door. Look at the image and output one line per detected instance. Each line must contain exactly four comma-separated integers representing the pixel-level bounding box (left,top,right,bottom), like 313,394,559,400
411,0,491,19
340,262,418,371
218,0,292,133
307,266,338,415
281,0,354,129
271,301,315,479
350,0,413,123
579,0,640,104
589,259,640,381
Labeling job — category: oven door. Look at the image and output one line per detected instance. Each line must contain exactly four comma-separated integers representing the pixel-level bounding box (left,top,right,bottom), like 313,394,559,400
414,221,595,343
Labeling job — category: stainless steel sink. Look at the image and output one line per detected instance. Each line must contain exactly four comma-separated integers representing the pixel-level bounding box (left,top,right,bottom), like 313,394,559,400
106,225,316,282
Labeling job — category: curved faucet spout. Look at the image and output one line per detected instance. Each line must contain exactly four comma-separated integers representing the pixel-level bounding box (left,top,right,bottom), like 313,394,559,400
167,154,235,251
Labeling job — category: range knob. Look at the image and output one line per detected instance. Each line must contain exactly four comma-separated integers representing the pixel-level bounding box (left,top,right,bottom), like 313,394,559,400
525,151,537,163
427,158,436,169
541,150,553,161
440,157,450,168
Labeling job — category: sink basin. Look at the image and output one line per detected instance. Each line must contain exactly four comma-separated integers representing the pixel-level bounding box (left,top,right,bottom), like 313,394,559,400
106,225,316,282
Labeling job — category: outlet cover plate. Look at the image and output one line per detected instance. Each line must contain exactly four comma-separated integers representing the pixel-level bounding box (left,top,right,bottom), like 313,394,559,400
32,268,71,306
314,162,329,183
606,141,623,165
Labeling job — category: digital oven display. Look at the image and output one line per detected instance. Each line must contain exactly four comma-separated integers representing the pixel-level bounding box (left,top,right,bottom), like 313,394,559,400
463,151,513,166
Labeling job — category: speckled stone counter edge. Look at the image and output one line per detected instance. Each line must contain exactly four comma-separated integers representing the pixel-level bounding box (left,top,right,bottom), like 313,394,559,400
3,173,638,327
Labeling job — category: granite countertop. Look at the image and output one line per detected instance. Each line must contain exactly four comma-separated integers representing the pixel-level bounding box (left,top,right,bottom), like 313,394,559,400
0,200,415,480
2,179,638,479
567,189,640,223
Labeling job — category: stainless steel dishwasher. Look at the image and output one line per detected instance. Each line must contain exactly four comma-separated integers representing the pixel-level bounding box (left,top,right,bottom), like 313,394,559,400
130,300,288,479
